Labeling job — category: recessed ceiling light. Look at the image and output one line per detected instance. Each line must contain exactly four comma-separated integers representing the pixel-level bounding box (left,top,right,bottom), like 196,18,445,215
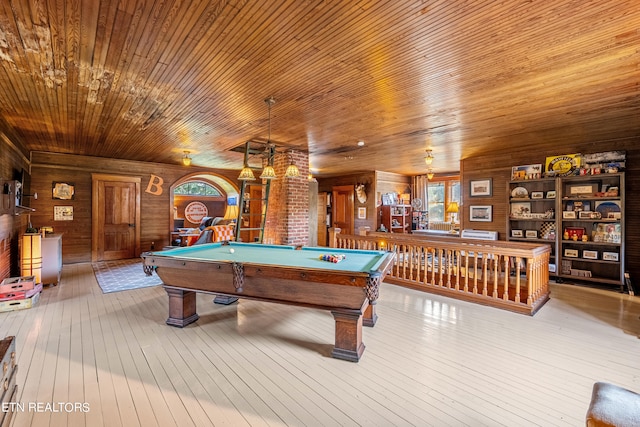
357,140,365,147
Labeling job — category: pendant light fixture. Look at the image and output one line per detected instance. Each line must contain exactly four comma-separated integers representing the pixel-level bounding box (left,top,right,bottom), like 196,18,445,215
182,151,192,166
259,96,277,179
284,151,300,178
424,149,434,166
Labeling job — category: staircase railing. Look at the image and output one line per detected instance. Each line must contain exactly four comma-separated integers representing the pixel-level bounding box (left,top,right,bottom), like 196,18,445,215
329,229,550,315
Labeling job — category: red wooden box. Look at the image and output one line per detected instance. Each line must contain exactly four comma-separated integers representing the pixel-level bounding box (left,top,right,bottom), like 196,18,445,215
0,283,42,301
0,276,35,295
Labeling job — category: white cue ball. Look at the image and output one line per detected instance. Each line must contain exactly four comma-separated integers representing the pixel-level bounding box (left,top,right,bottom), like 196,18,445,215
229,248,235,253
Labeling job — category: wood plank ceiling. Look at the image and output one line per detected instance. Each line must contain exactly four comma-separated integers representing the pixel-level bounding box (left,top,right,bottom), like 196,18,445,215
0,1,638,177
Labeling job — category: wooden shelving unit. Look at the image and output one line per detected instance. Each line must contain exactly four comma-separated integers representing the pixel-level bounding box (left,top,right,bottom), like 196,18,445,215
557,172,624,288
507,177,559,276
507,172,625,288
380,204,412,233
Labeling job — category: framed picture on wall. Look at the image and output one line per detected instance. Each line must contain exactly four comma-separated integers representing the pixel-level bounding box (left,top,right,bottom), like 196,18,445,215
54,206,73,221
358,207,366,219
469,205,492,222
52,182,75,200
469,179,492,197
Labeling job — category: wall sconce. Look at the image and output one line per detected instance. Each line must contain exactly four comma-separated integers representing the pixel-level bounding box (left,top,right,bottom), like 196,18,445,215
21,233,42,284
427,169,434,180
182,151,192,166
424,150,434,166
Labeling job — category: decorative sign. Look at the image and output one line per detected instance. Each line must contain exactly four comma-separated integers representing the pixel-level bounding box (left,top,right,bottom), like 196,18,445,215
54,206,73,221
545,154,581,176
184,201,208,224
145,174,164,195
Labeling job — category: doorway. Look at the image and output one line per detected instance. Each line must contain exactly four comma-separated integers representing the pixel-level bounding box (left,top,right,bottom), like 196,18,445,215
91,174,141,262
332,185,354,235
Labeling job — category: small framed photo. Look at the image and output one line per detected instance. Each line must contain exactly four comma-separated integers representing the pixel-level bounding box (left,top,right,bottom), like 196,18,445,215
602,252,619,262
578,211,601,219
531,191,544,199
358,207,366,219
582,250,598,260
562,211,577,219
567,182,599,196
546,190,556,199
564,248,579,258
511,164,542,180
510,202,531,217
469,179,492,197
511,229,523,238
525,230,538,239
469,205,492,222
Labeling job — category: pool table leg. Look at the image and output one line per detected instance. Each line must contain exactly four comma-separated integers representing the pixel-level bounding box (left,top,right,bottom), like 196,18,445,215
362,301,378,327
165,287,199,327
331,310,365,362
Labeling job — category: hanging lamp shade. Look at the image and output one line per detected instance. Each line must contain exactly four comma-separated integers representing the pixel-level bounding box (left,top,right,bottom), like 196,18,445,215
284,156,300,178
284,163,300,178
427,169,434,180
259,165,277,179
238,166,256,180
182,151,192,166
424,150,434,166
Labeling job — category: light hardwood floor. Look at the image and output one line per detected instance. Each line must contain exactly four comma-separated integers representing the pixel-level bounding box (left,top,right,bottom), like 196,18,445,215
1,263,639,427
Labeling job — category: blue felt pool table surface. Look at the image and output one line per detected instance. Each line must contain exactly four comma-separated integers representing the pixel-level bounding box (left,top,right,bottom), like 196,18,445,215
155,242,389,273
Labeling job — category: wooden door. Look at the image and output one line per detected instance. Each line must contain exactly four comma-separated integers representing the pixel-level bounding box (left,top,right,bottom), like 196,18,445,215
332,185,354,235
92,174,141,262
317,193,328,246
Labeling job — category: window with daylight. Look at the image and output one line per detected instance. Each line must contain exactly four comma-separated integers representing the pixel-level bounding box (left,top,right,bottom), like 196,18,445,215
427,177,460,224
173,181,222,196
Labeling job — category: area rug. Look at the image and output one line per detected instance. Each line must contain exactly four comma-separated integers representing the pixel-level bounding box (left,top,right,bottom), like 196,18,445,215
92,258,162,293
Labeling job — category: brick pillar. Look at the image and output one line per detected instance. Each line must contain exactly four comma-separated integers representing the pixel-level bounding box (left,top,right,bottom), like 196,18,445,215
264,150,309,246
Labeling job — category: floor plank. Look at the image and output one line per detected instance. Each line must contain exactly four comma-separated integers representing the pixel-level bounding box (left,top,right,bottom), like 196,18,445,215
2,263,639,426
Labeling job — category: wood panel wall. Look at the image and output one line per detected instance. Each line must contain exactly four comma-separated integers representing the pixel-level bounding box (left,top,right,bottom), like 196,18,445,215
460,138,640,283
318,171,379,233
29,152,239,264
0,128,30,278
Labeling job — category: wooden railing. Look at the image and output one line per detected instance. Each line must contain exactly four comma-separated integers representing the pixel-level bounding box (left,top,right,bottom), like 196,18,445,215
330,230,550,315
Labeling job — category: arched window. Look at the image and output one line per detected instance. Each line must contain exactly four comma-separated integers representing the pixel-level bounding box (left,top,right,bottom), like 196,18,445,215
173,181,222,196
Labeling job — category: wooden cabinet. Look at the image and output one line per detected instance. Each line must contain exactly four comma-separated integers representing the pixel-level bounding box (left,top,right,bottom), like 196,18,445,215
507,178,559,275
380,205,412,233
41,234,62,285
557,173,624,288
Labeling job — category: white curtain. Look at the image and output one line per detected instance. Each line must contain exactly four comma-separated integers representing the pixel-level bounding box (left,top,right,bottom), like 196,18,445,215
412,175,429,210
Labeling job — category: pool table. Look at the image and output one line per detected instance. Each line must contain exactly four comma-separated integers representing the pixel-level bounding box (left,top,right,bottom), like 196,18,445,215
141,242,395,362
